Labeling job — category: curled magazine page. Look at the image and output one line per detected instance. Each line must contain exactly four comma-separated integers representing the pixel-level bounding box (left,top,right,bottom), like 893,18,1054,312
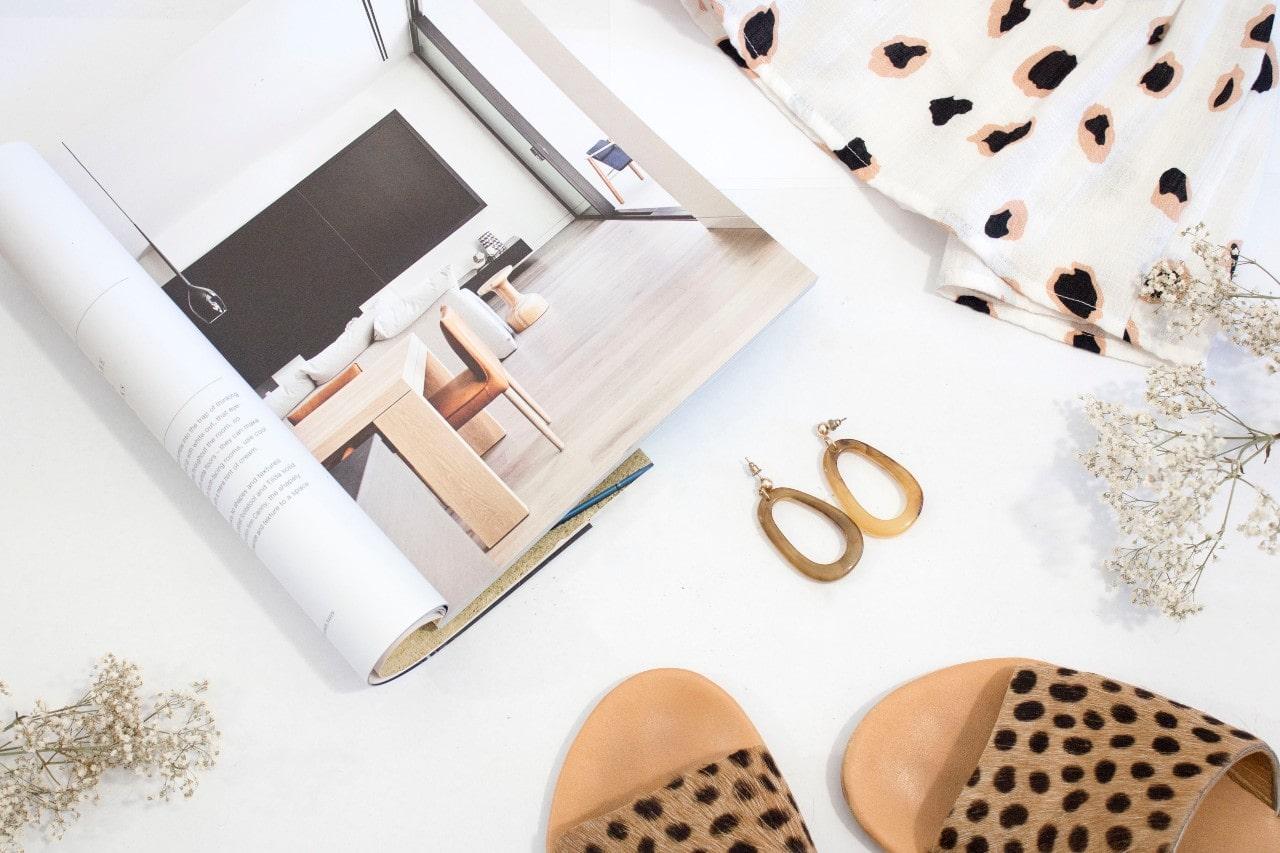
0,143,447,683
38,0,815,682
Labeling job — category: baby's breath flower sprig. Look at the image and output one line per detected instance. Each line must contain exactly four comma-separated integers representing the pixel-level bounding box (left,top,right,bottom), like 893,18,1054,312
1082,369,1279,618
1142,223,1280,372
1083,229,1280,617
0,655,219,852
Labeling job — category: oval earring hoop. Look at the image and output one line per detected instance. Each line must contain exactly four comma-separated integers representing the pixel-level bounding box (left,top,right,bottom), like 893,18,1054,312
747,461,864,582
817,420,923,539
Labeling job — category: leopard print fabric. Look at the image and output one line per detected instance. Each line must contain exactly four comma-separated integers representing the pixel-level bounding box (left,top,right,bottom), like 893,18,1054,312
553,746,814,853
936,663,1279,853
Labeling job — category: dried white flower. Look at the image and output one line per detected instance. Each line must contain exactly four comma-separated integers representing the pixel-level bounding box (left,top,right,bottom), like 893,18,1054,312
0,655,218,852
1146,223,1280,372
1145,364,1217,419
1081,227,1280,617
1239,493,1280,555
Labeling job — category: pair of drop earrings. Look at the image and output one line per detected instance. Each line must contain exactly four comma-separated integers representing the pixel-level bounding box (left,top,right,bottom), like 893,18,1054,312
746,419,923,582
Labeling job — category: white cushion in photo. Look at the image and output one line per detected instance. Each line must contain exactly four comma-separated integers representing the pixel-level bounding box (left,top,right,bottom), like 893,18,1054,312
303,312,375,383
371,269,449,341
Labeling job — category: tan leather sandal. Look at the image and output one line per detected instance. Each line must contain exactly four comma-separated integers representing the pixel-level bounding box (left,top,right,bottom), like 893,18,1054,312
843,658,1280,852
548,669,815,853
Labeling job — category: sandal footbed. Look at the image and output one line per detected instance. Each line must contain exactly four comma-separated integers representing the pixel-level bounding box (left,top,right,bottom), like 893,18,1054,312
547,669,762,850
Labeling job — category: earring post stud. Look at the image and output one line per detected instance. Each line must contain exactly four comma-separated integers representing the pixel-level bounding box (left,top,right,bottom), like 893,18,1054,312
745,458,773,495
817,418,847,443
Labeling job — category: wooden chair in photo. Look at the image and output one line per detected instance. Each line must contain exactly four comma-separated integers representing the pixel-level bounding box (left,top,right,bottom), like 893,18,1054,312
430,306,564,451
585,139,644,205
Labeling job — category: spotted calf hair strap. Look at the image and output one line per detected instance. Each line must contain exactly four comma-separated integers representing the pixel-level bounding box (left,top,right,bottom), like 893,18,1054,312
935,663,1279,853
554,746,814,853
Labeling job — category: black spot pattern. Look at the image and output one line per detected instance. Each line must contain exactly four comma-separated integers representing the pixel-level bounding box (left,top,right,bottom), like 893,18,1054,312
1001,804,1029,828
634,798,663,820
992,0,1032,35
710,813,740,836
1026,49,1079,92
834,138,876,176
1050,684,1089,703
957,294,992,317
1063,737,1093,756
931,96,975,126
1251,13,1275,44
1083,113,1110,146
1012,670,1038,693
1140,59,1178,94
977,120,1035,154
1159,168,1188,202
1049,265,1100,320
884,41,928,68
1254,51,1275,92
1213,75,1236,108
741,6,776,62
1153,167,1190,220
717,38,748,69
1015,701,1046,721
986,210,1014,238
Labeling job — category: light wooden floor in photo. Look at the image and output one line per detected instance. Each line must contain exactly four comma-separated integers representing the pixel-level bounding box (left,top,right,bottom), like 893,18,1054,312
475,218,814,568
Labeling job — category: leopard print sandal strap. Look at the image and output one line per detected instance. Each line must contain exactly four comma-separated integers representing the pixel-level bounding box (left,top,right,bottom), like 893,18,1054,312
935,662,1279,853
553,746,815,853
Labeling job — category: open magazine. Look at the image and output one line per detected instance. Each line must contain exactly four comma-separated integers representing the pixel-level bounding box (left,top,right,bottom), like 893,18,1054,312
0,0,814,684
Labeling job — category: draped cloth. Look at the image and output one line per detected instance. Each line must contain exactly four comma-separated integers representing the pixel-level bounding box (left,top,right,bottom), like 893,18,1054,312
683,0,1279,365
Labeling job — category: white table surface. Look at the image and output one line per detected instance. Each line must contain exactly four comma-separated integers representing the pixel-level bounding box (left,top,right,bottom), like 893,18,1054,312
2,3,1279,851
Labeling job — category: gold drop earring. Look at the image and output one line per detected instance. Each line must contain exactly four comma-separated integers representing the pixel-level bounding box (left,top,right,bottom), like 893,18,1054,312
816,418,922,538
746,459,864,582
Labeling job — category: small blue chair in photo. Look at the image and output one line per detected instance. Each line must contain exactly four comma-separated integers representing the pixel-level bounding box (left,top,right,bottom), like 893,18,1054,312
586,139,646,204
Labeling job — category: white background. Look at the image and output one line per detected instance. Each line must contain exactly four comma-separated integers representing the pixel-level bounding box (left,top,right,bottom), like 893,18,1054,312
2,2,1279,851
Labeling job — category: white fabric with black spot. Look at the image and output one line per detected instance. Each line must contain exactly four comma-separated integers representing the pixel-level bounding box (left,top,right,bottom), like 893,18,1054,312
684,0,1279,365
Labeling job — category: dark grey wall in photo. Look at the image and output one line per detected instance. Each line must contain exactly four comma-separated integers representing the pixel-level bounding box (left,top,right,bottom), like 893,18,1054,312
163,110,485,390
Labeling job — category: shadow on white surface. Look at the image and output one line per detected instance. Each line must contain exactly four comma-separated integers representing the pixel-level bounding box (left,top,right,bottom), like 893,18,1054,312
530,672,622,852
823,683,897,848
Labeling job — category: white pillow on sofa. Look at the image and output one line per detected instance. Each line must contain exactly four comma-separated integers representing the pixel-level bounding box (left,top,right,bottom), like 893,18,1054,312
262,356,316,419
303,313,375,384
371,268,450,341
263,382,309,418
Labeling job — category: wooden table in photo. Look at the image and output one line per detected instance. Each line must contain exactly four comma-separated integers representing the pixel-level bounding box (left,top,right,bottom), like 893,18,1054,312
290,334,528,549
